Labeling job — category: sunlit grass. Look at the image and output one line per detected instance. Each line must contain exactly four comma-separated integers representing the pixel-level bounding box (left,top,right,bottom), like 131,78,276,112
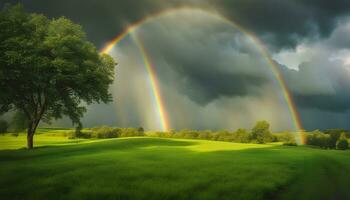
0,131,350,200
0,132,88,150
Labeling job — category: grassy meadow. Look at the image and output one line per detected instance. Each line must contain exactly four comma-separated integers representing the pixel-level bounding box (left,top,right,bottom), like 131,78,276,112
0,129,350,200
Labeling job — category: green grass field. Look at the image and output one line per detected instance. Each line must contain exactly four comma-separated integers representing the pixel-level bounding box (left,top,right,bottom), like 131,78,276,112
0,131,350,200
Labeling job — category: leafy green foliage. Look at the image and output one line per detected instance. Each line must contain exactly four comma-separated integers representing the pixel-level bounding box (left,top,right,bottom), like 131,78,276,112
251,120,273,144
94,127,121,139
68,127,145,139
278,132,297,146
336,133,349,150
0,5,116,148
306,130,332,149
233,128,251,143
149,126,252,144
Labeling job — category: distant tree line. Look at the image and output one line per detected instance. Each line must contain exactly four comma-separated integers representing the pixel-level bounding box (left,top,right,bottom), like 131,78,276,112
304,129,349,150
149,121,278,144
2,117,349,150
147,123,349,150
68,126,145,139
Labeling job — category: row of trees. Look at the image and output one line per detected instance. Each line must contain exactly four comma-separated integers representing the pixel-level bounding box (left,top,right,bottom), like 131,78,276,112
69,126,145,139
148,121,276,144
305,130,349,150
147,126,350,150
3,119,349,150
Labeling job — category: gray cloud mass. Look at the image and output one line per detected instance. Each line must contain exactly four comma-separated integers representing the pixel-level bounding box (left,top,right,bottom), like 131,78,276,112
1,0,350,130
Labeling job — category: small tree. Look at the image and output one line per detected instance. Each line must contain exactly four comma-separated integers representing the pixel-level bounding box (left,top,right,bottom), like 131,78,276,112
336,133,349,150
0,5,116,149
137,127,145,136
0,119,8,134
251,120,272,144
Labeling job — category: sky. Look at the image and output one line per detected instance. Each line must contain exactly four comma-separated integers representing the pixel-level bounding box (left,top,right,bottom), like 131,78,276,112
1,0,350,131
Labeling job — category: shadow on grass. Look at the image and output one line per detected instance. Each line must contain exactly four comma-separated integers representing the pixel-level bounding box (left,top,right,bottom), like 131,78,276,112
0,137,349,200
0,137,198,161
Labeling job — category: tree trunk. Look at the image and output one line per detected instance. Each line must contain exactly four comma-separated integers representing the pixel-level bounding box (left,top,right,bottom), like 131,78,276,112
27,130,34,149
25,103,46,150
26,119,39,149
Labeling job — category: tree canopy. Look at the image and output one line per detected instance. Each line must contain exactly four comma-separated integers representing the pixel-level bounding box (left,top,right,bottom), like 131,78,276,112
251,120,272,144
0,4,116,149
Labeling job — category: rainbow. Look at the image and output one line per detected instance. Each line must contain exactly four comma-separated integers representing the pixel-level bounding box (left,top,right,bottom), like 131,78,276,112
100,7,305,143
131,33,170,131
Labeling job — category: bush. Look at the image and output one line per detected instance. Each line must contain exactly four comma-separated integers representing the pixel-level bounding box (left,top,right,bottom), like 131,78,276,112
0,120,8,134
67,130,93,139
216,130,233,142
94,126,120,138
68,126,146,139
336,133,349,150
233,129,251,143
120,127,144,137
278,132,297,146
137,127,144,135
149,131,167,138
306,130,331,149
198,130,212,140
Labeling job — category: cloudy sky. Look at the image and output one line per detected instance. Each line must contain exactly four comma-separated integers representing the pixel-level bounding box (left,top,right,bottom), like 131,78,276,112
2,0,350,131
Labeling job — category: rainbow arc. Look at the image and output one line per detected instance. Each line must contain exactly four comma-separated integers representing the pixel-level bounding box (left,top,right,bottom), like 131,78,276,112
101,7,305,144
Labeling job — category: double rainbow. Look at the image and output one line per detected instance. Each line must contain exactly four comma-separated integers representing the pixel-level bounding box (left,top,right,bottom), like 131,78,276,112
101,7,305,144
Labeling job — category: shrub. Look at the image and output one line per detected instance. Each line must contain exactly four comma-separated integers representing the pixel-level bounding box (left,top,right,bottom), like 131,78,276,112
336,133,349,150
324,129,342,149
67,130,93,139
0,120,8,134
137,127,144,135
216,130,233,141
95,126,120,138
198,130,212,140
305,130,332,149
151,131,167,138
278,132,297,146
173,129,188,138
233,129,251,143
120,127,144,137
210,132,220,141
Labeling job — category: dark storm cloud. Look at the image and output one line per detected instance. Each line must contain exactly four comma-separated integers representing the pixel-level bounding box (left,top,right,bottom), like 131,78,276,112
280,60,350,112
2,0,350,50
165,63,266,105
2,0,350,130
209,0,350,50
0,0,174,49
136,13,271,105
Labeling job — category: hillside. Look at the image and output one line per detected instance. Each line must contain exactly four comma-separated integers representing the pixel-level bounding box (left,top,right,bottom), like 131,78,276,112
0,134,350,200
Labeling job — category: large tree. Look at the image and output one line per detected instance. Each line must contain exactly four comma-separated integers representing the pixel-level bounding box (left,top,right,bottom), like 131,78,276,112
0,5,116,149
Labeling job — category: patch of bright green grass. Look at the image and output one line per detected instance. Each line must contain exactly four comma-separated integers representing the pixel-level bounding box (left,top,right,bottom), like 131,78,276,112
0,134,350,200
0,129,90,150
